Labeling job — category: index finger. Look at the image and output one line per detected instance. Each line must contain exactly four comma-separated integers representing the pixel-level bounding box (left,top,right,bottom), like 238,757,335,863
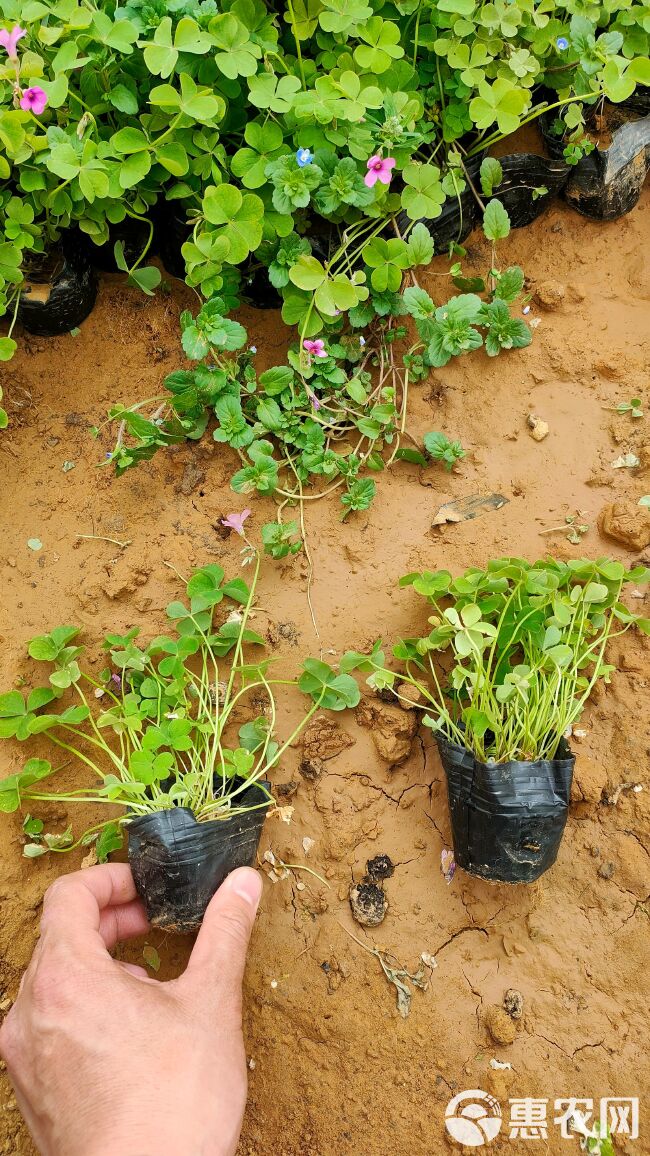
39,863,149,952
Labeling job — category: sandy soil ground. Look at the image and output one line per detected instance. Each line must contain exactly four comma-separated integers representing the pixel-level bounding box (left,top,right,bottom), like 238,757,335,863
0,183,649,1156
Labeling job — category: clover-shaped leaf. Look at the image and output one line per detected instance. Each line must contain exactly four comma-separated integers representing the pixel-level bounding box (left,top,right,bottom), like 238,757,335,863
298,659,361,711
202,185,264,265
401,164,446,221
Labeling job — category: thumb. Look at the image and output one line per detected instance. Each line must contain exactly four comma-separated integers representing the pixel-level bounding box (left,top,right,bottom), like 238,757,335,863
182,868,263,1011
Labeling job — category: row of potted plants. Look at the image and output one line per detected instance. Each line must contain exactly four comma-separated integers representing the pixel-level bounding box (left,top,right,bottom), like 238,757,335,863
1,542,648,926
1,1,649,362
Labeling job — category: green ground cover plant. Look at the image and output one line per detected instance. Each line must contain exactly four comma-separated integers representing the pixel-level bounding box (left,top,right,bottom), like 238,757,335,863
1,1,649,363
341,557,650,762
0,533,360,858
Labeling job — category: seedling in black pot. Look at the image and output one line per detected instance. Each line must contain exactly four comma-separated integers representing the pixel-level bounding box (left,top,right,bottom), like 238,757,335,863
0,536,359,931
342,558,650,884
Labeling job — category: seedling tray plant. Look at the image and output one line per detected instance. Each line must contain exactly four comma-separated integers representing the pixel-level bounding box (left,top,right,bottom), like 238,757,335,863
0,543,360,930
343,558,650,883
1,4,649,365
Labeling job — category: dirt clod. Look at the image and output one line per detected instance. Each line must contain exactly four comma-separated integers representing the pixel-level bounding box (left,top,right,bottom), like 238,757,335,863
598,500,650,551
299,757,325,782
598,861,616,880
355,698,418,765
503,989,524,1020
395,681,426,709
275,780,299,798
349,881,388,927
302,716,355,762
533,280,565,310
484,1004,518,1045
366,854,395,881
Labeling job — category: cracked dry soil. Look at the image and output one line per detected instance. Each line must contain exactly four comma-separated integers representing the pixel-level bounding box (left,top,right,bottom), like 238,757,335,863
0,186,649,1154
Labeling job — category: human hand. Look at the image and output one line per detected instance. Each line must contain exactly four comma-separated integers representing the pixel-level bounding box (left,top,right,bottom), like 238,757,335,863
0,862,263,1156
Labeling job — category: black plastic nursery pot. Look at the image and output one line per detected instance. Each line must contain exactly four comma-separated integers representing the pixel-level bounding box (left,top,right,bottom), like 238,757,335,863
89,214,156,273
128,779,271,933
396,152,485,252
539,100,650,221
241,259,283,309
155,202,192,280
489,153,570,227
18,230,98,337
436,735,575,885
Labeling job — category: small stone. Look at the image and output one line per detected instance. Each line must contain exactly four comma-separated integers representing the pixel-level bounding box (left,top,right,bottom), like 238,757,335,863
503,989,524,1020
533,280,565,310
598,862,615,880
349,881,387,927
598,501,650,551
527,414,549,442
484,1004,517,1045
366,854,395,881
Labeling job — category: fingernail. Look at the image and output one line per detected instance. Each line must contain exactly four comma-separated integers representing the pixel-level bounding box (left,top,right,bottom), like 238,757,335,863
227,867,263,909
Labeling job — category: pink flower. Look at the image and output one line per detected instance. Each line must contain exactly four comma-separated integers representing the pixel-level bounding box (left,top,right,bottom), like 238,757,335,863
0,25,26,60
364,155,396,188
307,388,321,411
221,509,251,536
303,338,326,359
20,86,48,115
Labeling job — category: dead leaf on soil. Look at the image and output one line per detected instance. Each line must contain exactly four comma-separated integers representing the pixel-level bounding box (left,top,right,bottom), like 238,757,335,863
432,493,509,527
339,922,428,1018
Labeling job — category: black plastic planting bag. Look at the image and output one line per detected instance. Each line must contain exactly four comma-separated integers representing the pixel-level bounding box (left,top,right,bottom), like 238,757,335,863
18,231,97,337
492,154,570,227
128,780,271,933
90,216,156,273
540,104,650,221
155,204,191,279
436,735,574,884
396,153,484,252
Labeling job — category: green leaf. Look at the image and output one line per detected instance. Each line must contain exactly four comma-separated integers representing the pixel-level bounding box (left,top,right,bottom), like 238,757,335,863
401,164,446,221
96,822,124,862
407,222,434,266
109,84,139,115
495,266,524,303
0,337,17,362
186,565,225,611
289,255,327,291
402,286,435,320
483,199,511,241
480,157,503,197
143,944,161,972
298,658,361,711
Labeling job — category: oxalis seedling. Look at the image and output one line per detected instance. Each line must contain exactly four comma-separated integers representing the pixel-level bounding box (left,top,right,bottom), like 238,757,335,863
0,535,360,858
340,558,650,764
99,190,529,525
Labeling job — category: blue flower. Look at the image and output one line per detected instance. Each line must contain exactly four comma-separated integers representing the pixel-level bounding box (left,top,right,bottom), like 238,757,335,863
296,147,313,168
556,36,569,51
